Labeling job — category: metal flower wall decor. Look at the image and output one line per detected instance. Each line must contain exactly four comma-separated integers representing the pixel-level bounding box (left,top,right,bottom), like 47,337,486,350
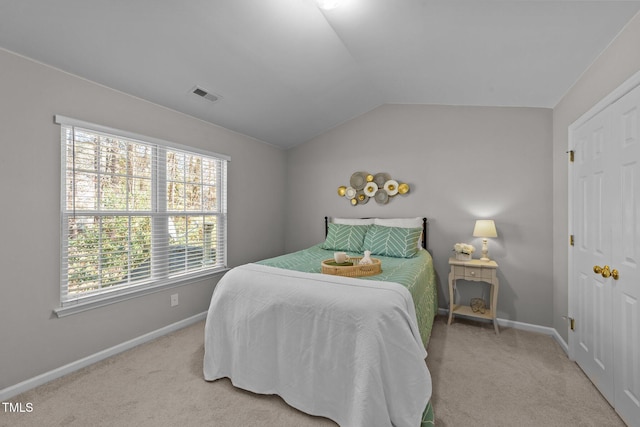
338,172,410,206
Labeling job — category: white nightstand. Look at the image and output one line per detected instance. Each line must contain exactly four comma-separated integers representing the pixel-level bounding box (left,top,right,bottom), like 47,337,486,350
447,257,500,334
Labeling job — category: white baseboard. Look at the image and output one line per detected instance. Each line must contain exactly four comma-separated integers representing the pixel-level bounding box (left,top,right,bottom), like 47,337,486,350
437,308,569,354
551,328,570,355
0,312,207,402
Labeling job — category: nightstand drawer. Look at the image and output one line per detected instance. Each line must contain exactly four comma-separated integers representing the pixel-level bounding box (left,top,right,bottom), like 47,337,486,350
464,266,493,280
464,266,481,279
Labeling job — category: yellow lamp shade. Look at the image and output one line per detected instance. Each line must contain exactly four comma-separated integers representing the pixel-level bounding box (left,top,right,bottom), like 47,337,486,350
473,220,498,238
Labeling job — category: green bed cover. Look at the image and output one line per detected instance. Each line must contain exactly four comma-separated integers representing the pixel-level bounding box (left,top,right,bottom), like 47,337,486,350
257,244,438,427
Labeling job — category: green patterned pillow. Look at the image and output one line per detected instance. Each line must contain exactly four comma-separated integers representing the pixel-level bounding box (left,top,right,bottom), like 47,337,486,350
322,223,370,252
363,225,422,258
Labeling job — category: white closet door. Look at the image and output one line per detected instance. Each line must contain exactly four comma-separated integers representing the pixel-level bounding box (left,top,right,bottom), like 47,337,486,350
611,83,640,426
572,81,640,427
573,105,615,405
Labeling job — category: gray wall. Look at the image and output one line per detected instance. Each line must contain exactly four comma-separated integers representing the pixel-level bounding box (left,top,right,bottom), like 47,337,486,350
0,48,286,390
552,11,640,343
285,104,553,326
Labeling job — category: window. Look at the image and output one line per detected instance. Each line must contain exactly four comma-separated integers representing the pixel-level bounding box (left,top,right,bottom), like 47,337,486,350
56,116,228,313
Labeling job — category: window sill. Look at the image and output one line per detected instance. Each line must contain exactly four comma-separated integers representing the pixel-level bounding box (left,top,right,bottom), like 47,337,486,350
54,268,230,318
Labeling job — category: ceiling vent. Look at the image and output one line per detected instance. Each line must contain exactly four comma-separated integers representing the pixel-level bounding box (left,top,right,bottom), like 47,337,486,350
191,86,221,103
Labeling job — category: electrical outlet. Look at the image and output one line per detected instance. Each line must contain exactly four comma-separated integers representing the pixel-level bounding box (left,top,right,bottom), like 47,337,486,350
170,293,179,307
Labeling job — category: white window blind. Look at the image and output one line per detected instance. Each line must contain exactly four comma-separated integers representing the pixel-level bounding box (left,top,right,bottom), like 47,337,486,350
57,116,228,310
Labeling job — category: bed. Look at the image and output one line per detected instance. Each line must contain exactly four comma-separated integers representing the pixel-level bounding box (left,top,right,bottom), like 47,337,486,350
203,217,438,426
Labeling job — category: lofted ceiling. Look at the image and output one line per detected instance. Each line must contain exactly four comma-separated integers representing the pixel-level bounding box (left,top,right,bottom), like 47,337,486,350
1,0,639,148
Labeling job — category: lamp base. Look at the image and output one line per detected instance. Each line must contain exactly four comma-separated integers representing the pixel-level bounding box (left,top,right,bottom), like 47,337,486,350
480,238,490,262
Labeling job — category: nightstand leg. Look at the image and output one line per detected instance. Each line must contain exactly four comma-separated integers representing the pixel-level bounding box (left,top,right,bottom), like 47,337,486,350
492,279,499,334
448,272,454,325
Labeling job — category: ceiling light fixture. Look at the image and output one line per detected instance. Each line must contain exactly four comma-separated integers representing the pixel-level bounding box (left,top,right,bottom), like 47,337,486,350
315,0,343,10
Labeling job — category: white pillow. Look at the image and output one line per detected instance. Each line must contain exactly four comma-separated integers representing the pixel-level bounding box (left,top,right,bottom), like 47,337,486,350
374,217,423,228
332,217,375,226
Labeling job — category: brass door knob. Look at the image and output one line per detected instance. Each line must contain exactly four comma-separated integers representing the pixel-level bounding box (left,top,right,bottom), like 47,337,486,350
594,265,619,279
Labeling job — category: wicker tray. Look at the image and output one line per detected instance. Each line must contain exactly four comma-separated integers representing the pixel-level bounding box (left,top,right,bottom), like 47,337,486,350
321,257,382,277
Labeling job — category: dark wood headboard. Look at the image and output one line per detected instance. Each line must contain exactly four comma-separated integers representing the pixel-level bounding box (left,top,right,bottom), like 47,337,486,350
324,217,428,250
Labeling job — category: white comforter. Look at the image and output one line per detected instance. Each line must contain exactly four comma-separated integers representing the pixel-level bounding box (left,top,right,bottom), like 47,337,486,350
203,263,431,427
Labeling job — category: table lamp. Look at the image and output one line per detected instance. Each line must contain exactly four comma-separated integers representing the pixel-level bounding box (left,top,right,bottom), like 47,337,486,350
473,219,498,261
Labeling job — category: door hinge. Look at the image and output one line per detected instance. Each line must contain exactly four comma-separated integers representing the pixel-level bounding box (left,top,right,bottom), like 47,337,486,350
563,316,576,331
568,150,575,162
570,234,574,246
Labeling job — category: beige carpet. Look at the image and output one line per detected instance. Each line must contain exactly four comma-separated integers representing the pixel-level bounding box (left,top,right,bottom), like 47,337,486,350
1,316,625,427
